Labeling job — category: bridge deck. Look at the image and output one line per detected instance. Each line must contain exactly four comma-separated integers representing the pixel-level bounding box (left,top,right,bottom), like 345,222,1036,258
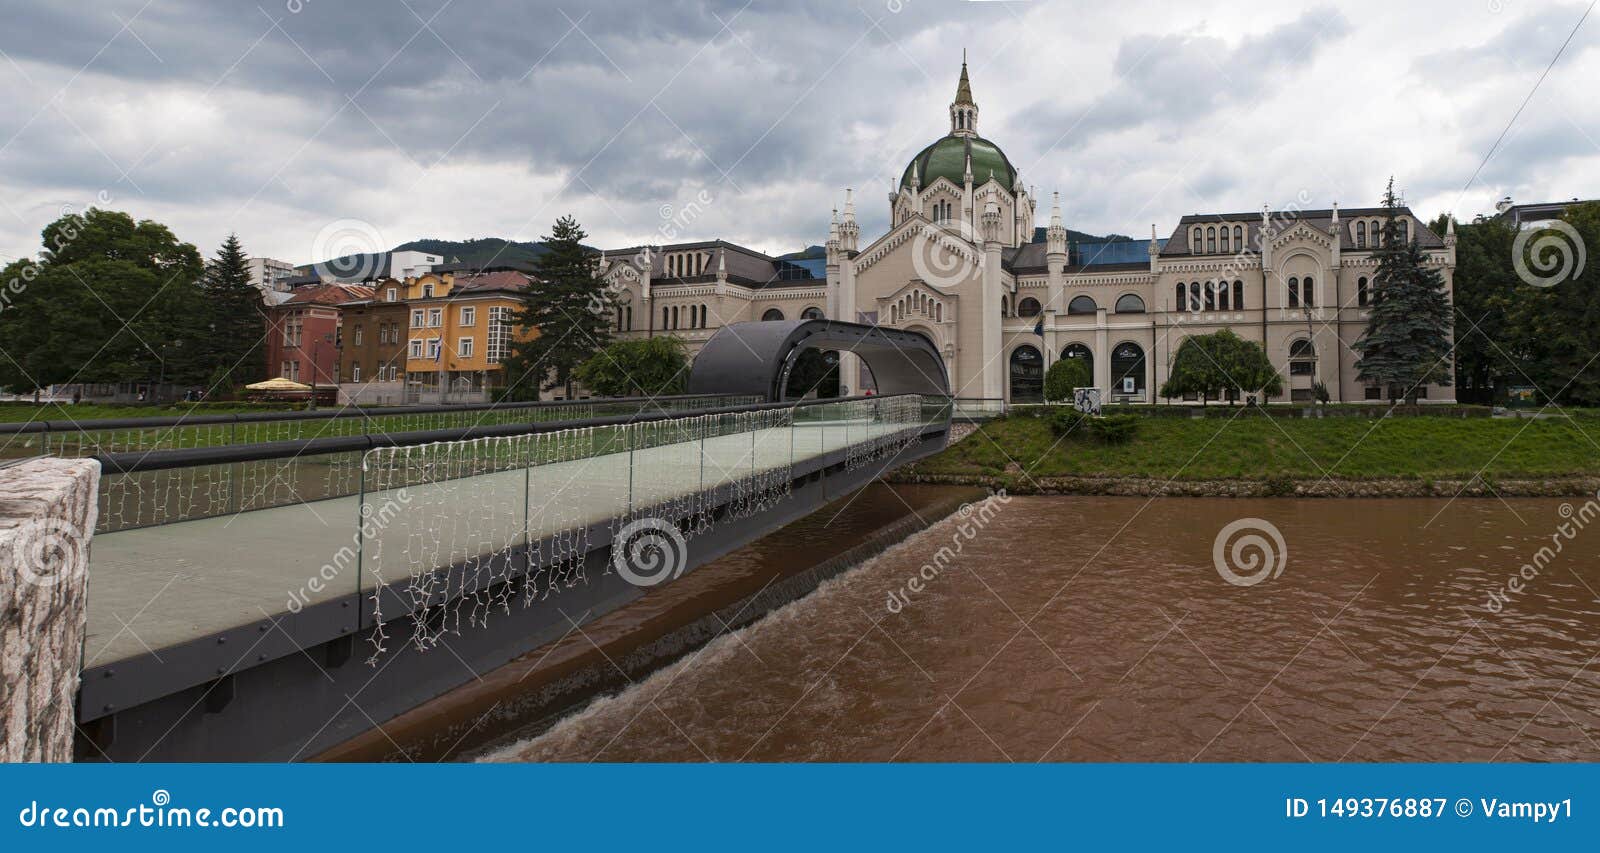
85,421,902,668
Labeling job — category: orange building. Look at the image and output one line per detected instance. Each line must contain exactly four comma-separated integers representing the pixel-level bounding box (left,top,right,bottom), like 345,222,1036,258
401,269,537,403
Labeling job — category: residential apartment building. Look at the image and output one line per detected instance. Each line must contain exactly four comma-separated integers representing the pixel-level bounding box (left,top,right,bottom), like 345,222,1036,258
262,283,373,390
246,256,299,302
329,268,530,404
338,287,410,405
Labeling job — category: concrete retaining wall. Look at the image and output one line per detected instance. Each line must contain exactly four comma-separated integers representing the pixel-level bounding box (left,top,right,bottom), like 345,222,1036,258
0,458,99,762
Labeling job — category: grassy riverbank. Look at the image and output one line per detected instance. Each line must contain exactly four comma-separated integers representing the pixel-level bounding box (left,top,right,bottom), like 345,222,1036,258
906,410,1600,487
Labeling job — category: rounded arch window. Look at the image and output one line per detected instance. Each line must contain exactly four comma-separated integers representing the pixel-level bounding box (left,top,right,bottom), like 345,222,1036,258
761,308,785,322
1061,343,1093,382
1114,293,1145,313
1067,295,1097,315
1008,345,1044,403
1289,339,1315,359
801,306,824,320
1017,297,1042,317
1110,342,1147,396
1001,295,1010,317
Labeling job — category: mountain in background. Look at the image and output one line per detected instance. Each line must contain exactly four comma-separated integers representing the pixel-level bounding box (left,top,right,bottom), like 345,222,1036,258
394,237,558,267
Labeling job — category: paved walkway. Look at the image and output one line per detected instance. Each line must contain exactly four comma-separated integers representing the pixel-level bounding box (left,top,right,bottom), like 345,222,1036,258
85,420,909,666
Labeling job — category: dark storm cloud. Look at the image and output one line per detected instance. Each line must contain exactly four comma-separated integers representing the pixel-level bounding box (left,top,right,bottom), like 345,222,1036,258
1015,6,1353,157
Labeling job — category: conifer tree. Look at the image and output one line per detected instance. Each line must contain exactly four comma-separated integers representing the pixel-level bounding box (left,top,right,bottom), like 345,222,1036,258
1352,179,1454,402
503,216,610,398
201,233,268,391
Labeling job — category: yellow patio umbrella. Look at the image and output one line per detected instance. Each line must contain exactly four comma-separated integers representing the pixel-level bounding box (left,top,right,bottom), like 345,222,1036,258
244,377,313,392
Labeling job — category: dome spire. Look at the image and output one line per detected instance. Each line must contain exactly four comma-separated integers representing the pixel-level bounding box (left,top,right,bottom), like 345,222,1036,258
949,51,979,137
955,50,974,106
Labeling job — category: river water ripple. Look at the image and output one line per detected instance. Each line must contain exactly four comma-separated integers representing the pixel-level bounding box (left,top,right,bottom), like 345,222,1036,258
484,496,1600,762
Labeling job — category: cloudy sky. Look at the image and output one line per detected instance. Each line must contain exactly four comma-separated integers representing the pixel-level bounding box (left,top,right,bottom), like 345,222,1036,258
1,0,1596,265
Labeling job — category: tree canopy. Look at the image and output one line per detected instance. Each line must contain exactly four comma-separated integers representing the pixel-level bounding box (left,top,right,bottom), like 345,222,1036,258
575,335,688,398
1043,356,1091,402
0,208,208,392
1159,329,1282,403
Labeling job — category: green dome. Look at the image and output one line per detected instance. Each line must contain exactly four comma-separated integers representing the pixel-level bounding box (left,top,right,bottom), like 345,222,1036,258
900,135,1016,192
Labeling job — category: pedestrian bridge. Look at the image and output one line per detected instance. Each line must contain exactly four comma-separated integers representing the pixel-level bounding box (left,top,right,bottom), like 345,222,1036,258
69,322,953,760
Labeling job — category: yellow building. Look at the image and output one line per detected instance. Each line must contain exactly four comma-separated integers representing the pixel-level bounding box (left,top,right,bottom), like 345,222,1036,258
401,269,537,403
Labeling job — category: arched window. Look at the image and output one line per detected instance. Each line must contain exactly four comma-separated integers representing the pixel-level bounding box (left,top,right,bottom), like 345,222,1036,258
1204,281,1216,311
1232,280,1244,310
801,306,824,320
761,308,785,322
1192,227,1203,253
1175,283,1186,311
1110,342,1147,397
935,303,943,322
1301,276,1314,308
1001,295,1010,317
1233,225,1243,251
1286,277,1300,308
1067,295,1097,315
1206,226,1217,254
1289,338,1316,377
1008,346,1044,403
1371,220,1382,246
1061,343,1093,383
1356,221,1366,247
1217,282,1229,311
1357,276,1370,306
1398,220,1409,245
625,306,633,330
1115,294,1145,313
1220,226,1231,254
1017,297,1042,317
662,306,669,329
1189,282,1201,312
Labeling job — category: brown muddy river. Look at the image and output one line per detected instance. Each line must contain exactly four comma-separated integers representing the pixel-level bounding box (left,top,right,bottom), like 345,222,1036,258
482,495,1600,762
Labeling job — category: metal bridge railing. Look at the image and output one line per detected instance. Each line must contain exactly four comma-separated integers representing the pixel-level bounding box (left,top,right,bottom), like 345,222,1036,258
0,393,762,460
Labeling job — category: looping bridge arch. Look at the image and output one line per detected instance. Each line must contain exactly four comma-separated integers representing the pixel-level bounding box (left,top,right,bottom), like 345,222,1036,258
687,320,950,401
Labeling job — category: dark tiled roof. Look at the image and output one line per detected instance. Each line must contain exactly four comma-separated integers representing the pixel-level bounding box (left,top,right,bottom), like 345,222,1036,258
281,283,374,307
603,239,821,289
1161,206,1444,256
451,270,534,294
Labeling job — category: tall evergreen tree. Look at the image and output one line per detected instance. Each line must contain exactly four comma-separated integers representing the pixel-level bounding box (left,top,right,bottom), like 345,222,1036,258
502,216,610,399
1352,179,1454,403
201,233,268,392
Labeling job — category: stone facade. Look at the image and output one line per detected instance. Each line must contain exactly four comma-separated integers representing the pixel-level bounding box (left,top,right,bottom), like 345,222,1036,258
0,457,99,762
828,60,1457,405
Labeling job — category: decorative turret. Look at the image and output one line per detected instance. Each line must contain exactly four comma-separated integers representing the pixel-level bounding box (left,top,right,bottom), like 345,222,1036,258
825,208,841,267
1046,192,1068,257
716,246,727,283
840,188,859,252
981,200,1003,246
949,51,979,138
1148,224,1160,274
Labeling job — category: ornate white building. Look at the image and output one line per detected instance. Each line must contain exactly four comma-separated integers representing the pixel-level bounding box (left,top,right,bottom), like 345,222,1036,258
826,59,1458,404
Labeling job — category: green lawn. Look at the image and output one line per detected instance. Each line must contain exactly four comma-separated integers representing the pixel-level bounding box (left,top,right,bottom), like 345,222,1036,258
914,411,1600,481
0,402,304,423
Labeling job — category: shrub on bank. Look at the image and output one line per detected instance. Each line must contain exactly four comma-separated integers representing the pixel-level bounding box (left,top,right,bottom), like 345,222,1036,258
1086,414,1140,444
